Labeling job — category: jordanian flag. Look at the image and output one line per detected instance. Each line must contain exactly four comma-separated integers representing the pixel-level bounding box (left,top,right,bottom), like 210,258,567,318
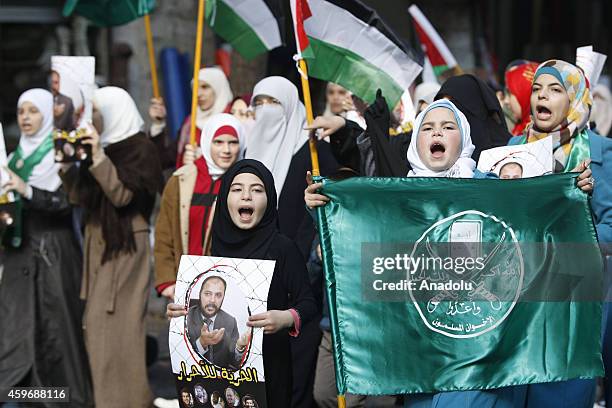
291,0,422,108
205,0,284,60
317,174,603,395
408,4,458,76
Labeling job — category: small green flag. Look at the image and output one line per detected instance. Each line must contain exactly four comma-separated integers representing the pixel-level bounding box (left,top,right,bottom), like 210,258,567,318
317,174,603,395
63,0,156,27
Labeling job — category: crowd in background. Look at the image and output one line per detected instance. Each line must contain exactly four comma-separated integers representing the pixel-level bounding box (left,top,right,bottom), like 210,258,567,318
0,55,611,408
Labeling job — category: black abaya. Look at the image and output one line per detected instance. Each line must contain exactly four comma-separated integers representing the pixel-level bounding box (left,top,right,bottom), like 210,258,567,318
0,187,93,407
211,160,318,408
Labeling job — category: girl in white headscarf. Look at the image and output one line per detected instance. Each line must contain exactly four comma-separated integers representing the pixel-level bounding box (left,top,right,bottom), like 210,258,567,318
0,88,93,406
59,86,162,408
176,66,234,166
406,98,476,178
154,113,245,300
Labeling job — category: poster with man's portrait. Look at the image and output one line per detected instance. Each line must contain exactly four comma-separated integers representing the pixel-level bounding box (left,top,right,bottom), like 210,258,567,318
477,137,553,179
50,56,95,162
51,56,95,130
170,256,274,408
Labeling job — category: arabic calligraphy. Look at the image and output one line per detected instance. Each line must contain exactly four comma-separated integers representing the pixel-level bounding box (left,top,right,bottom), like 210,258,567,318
177,361,259,386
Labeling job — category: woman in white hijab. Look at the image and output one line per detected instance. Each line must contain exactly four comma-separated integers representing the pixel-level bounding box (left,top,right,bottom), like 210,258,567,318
0,88,93,406
246,76,339,408
413,82,442,114
246,76,338,240
176,66,234,166
60,86,162,408
154,113,245,300
247,76,308,196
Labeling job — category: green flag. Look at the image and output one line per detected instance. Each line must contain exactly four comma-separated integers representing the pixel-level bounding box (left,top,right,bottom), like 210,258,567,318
63,0,155,26
317,173,603,395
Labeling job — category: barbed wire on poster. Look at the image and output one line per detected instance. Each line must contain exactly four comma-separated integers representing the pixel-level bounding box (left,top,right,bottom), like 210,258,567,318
170,255,274,408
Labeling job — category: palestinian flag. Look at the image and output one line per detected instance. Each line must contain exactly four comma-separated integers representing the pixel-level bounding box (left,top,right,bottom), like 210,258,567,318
291,0,422,108
205,0,284,60
408,4,458,76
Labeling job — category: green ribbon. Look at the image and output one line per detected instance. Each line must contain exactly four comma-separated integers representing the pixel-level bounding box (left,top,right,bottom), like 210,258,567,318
514,130,591,172
3,135,54,248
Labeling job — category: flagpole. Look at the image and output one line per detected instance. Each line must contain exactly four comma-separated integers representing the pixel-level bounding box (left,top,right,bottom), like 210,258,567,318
144,13,160,98
190,0,206,146
297,59,320,176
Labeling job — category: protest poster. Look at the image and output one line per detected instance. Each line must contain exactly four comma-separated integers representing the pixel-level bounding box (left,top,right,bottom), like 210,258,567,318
50,56,95,162
477,137,553,178
170,255,274,408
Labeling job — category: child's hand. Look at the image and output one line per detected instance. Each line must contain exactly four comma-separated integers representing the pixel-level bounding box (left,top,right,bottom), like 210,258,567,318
247,310,294,334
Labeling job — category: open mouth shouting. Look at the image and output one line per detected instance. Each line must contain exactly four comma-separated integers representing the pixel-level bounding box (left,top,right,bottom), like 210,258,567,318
429,142,446,160
535,104,552,121
238,206,255,223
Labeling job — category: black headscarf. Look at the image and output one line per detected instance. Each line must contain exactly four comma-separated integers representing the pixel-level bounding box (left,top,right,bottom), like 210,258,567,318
211,159,278,259
435,74,511,160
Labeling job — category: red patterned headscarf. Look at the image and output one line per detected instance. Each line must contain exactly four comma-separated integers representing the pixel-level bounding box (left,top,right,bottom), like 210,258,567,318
504,60,539,135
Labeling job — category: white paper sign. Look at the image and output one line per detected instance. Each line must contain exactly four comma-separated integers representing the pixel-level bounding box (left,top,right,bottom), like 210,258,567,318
477,137,553,178
576,45,607,88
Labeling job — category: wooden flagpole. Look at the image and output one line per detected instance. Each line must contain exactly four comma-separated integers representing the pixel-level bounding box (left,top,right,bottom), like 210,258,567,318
297,59,320,176
143,13,160,98
190,0,206,146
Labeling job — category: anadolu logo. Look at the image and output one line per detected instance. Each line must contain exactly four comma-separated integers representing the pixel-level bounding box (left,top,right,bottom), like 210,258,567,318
408,210,523,338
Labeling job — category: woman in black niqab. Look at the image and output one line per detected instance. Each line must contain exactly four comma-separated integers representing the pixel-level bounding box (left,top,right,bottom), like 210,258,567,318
435,74,512,160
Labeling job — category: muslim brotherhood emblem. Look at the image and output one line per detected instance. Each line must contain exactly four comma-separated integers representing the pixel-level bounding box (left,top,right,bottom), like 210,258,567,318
408,210,523,338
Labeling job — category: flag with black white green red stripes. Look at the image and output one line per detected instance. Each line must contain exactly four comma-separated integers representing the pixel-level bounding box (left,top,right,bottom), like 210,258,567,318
291,0,422,108
205,0,284,60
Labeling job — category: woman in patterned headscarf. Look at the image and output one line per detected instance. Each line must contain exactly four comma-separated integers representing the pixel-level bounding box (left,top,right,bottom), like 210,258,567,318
512,60,593,172
509,59,612,408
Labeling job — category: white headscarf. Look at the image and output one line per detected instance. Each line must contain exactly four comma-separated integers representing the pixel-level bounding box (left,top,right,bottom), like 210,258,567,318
195,67,233,129
93,87,144,147
13,88,61,191
413,82,441,110
246,76,309,197
592,84,612,136
200,113,246,181
407,99,475,178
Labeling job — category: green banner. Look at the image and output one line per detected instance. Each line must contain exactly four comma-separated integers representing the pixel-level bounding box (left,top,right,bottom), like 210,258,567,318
317,174,603,395
63,0,156,27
